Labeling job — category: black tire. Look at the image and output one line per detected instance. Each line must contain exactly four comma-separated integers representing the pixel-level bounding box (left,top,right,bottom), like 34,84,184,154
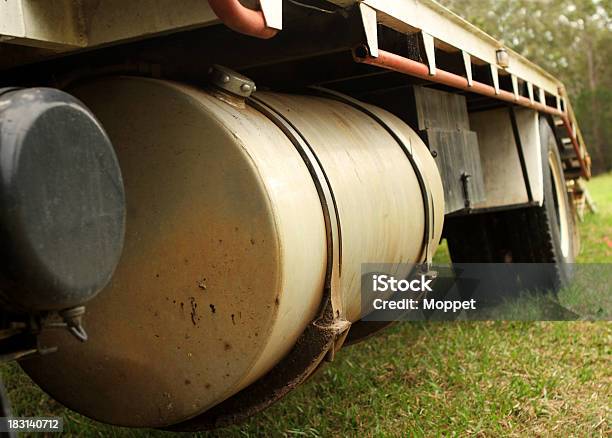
445,115,575,292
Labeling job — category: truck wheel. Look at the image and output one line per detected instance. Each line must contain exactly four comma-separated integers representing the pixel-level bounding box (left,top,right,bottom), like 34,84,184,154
445,115,575,292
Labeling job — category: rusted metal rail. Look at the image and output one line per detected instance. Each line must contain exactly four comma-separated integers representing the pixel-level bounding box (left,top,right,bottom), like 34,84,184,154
353,47,590,178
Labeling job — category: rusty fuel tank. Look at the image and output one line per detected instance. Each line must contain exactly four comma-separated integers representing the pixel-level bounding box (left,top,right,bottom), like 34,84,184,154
20,76,444,428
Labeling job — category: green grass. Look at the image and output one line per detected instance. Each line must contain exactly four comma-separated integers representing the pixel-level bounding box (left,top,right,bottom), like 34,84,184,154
2,174,611,437
576,173,612,263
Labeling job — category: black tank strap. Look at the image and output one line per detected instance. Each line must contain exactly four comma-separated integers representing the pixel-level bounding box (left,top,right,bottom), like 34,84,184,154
309,86,435,268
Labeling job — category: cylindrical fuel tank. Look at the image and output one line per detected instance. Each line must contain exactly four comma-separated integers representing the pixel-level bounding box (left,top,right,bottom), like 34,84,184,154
22,77,443,428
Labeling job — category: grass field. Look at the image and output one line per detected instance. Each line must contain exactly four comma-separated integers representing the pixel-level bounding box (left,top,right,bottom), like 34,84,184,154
2,173,611,437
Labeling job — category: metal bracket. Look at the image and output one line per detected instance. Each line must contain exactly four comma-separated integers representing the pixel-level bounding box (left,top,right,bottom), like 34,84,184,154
511,74,519,100
59,306,88,342
539,88,547,105
462,51,473,87
527,82,535,103
359,2,378,58
490,64,500,95
421,32,436,76
208,65,256,98
0,305,89,363
259,0,283,30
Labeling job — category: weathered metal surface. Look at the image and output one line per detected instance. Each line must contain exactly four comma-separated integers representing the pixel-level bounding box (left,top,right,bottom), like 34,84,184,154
470,107,544,209
0,0,85,49
354,48,562,119
353,47,590,178
167,91,351,430
336,0,562,97
247,95,344,319
169,293,349,431
399,86,484,214
0,0,590,177
0,0,218,51
0,0,583,101
425,129,485,214
308,85,441,267
22,77,328,427
21,77,444,428
254,91,444,320
168,87,444,430
413,86,470,132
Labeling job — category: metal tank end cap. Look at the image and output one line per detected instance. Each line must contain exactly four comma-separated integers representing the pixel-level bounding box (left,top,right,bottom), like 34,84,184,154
208,65,256,98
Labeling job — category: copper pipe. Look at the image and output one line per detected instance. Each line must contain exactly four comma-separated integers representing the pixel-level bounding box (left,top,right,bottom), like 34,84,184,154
353,47,588,177
209,0,278,39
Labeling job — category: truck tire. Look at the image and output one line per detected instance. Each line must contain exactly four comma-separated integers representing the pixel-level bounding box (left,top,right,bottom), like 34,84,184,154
445,115,575,292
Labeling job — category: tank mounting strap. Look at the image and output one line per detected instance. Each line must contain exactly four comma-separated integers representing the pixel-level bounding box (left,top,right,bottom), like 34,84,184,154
310,86,436,268
249,94,344,320
166,93,351,432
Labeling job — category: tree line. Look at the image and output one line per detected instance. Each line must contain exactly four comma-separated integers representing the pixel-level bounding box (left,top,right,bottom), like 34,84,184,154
439,0,611,174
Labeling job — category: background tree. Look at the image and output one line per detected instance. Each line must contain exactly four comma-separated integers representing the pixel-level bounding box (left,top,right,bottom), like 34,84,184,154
438,0,611,174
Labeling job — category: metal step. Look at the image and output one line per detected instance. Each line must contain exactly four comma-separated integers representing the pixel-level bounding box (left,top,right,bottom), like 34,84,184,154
555,124,570,140
564,169,582,179
560,148,577,160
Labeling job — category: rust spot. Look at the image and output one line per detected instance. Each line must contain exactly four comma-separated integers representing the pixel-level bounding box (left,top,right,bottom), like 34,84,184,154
204,383,211,389
231,314,235,325
209,304,216,314
189,297,198,325
224,342,232,351
184,379,191,385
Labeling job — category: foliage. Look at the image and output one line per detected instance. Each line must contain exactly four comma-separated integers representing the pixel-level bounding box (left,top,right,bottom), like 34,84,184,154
438,0,612,173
